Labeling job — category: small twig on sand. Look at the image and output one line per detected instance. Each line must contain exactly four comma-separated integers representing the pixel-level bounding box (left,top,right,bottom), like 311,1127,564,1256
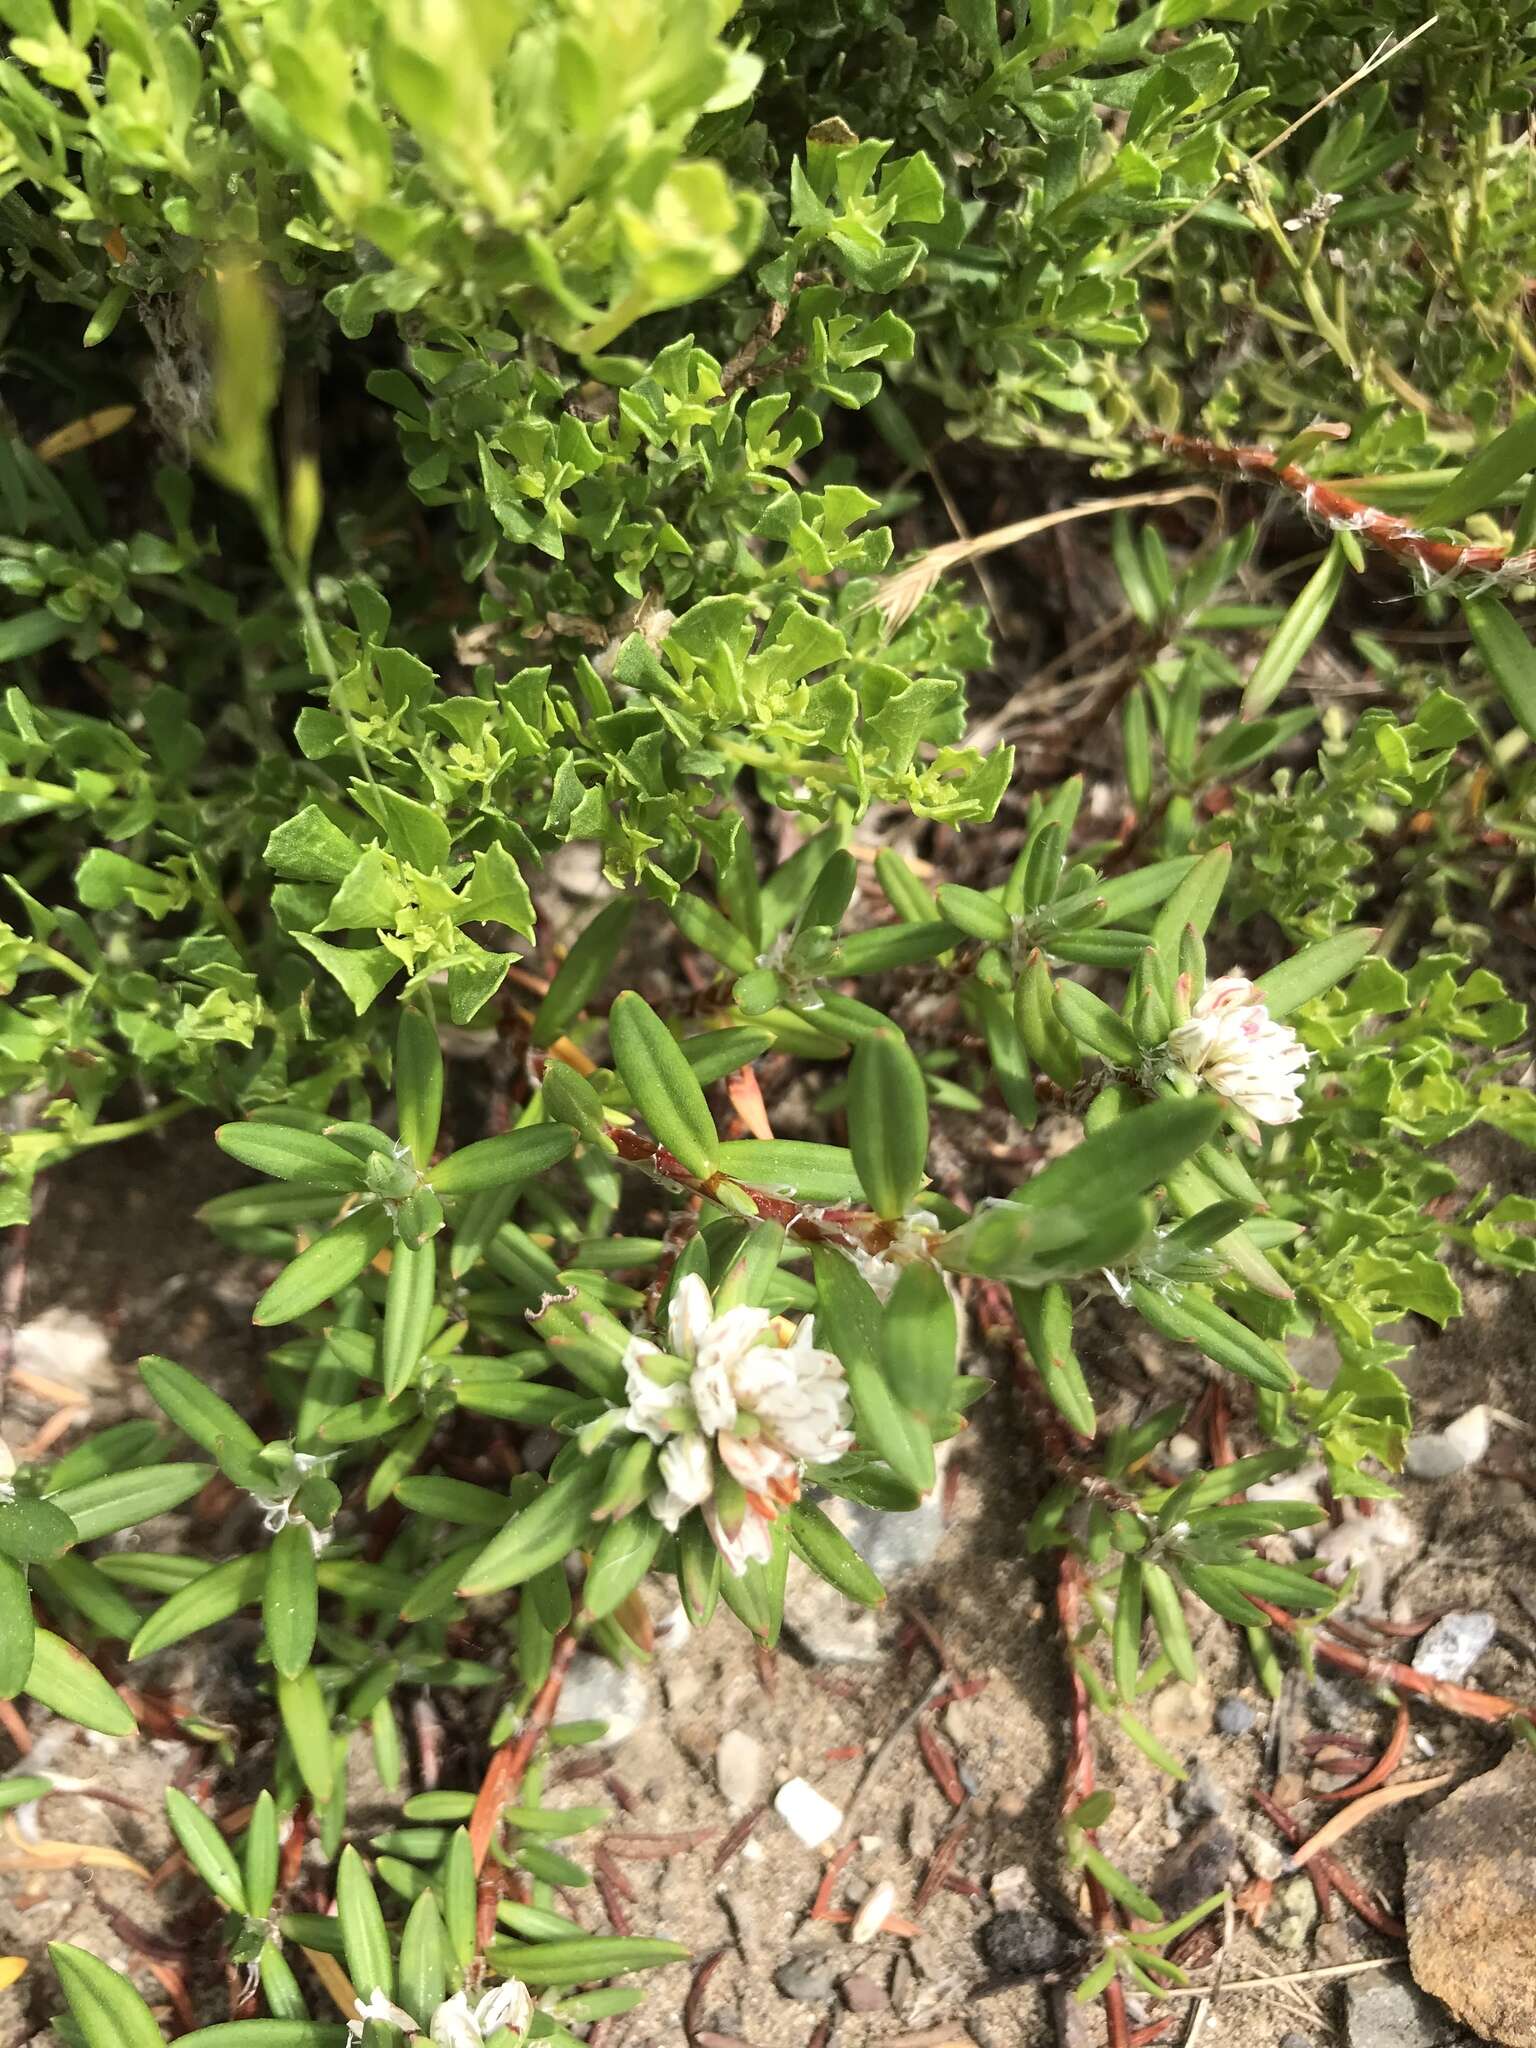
1289,1771,1452,1867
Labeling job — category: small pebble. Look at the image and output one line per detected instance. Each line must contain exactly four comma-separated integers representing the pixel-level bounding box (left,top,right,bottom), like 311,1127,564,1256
716,1729,765,1812
775,1952,842,2003
1279,2035,1315,2048
775,1777,843,1848
1216,1694,1256,1735
1166,1431,1203,1475
1178,1761,1226,1821
839,1972,888,2013
980,1909,1072,1976
1405,1404,1490,1480
1412,1610,1497,1685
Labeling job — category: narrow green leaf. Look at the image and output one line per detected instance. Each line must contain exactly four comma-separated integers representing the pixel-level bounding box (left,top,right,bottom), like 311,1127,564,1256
244,1790,281,1919
278,1669,335,1804
428,1122,577,1198
263,1522,319,1680
847,1029,929,1221
166,1787,247,1912
609,991,719,1177
1421,406,1536,528
395,1008,444,1166
0,1555,36,1698
139,1356,264,1469
1141,1561,1198,1686
215,1124,364,1191
337,1843,394,2004
382,1238,437,1401
26,1630,135,1735
0,1495,76,1563
50,1943,168,2048
458,1461,606,1597
1465,593,1536,743
583,1512,663,1619
715,1138,862,1203
813,1247,933,1496
1112,1560,1143,1702
1240,535,1347,717
1254,928,1378,1018
397,1891,448,2027
785,1500,886,1608
253,1206,393,1326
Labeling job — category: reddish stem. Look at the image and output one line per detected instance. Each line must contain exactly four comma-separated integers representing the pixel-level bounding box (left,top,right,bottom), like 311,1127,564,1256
1145,427,1535,588
468,1631,578,1873
1249,1598,1525,1722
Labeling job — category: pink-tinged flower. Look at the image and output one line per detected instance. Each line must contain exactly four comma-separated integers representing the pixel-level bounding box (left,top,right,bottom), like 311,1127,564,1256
624,1274,854,1575
1167,972,1309,1127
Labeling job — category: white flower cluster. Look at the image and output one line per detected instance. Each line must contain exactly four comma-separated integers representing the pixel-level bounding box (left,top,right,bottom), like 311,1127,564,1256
1167,971,1309,1127
623,1273,853,1575
349,1978,531,2045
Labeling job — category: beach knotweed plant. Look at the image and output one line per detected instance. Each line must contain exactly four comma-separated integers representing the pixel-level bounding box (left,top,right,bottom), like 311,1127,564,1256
3,0,1536,2035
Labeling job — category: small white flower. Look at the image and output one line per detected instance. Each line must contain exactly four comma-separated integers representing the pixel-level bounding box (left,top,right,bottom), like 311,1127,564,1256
1166,971,1309,1127
349,1987,420,2039
430,1979,532,2046
623,1275,853,1576
849,1212,941,1302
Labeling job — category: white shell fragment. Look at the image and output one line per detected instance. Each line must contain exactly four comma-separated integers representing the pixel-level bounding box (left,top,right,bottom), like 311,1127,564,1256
774,1777,843,1848
851,1880,897,1944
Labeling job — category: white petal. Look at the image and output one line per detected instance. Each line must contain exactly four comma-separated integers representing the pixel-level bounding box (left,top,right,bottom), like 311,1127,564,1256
476,1977,532,2038
658,1432,714,1511
430,1992,483,2048
696,1303,773,1375
707,1498,776,1576
691,1357,739,1436
666,1273,715,1360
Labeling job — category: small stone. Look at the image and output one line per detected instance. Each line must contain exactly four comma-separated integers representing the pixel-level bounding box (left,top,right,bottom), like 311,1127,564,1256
1178,1761,1226,1821
891,1953,915,2014
775,1951,842,2003
851,1880,897,1944
1270,1874,1319,1954
1216,1694,1257,1735
1345,1968,1454,2048
980,1909,1073,1977
553,1652,650,1744
1155,1818,1236,1919
775,1777,843,1848
839,1973,888,2014
1243,1830,1285,1882
1406,1744,1536,2044
1146,1680,1213,1751
1412,1611,1497,1685
716,1730,765,1812
1309,1677,1358,1731
1279,2034,1316,2048
1165,1432,1203,1475
945,1698,977,1747
13,1308,115,1393
1406,1405,1491,1480
989,1864,1032,1914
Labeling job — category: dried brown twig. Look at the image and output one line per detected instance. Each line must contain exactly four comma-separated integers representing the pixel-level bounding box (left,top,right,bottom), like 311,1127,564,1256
860,486,1217,632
